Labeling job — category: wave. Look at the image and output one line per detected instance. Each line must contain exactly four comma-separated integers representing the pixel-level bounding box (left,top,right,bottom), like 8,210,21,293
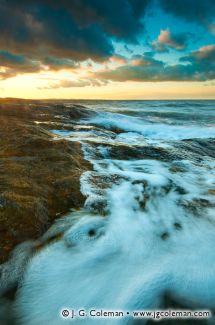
84,111,215,141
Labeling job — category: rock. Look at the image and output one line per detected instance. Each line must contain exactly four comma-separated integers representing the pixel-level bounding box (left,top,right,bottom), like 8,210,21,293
208,189,215,195
98,143,180,162
0,100,91,263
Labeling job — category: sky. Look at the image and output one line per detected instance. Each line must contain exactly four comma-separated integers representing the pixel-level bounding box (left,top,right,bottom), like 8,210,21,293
0,0,215,99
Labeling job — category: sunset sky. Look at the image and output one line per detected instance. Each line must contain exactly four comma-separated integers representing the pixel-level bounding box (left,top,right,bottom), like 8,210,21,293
0,0,215,99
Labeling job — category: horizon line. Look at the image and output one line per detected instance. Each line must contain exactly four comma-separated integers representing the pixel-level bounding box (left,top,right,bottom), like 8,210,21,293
1,97,215,101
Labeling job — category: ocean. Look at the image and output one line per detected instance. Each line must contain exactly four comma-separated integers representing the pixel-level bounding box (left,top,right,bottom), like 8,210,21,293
16,100,215,324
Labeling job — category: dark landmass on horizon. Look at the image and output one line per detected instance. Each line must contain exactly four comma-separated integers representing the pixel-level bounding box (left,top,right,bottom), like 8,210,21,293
1,98,215,101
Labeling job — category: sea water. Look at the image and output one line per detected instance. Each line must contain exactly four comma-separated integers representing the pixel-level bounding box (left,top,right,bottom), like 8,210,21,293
15,100,215,324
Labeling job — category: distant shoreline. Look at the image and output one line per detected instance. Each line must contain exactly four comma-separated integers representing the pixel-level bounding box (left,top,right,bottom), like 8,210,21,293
1,98,215,102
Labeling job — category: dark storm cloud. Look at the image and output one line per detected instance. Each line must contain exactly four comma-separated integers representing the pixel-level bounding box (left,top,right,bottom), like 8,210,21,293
0,2,112,61
159,0,215,30
97,48,215,82
41,0,150,41
0,0,150,62
0,0,152,79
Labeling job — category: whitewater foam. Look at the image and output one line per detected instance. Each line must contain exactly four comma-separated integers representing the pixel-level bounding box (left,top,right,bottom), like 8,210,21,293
14,101,215,324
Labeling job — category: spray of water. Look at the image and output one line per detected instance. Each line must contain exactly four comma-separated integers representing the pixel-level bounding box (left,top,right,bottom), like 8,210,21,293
13,103,215,324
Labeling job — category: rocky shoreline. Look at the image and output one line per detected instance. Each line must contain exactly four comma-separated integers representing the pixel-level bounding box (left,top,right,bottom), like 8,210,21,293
0,99,91,263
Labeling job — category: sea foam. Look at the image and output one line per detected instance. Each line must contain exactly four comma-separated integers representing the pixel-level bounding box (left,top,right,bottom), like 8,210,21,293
15,101,215,324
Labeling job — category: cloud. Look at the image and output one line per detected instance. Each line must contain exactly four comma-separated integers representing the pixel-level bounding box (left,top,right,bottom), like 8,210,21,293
109,55,128,65
0,0,214,83
181,44,215,62
42,57,79,70
96,47,215,82
0,3,112,61
40,78,108,89
152,29,191,52
0,51,40,72
0,51,42,80
0,51,80,79
0,0,152,79
0,68,16,80
0,0,150,61
179,44,215,80
159,0,215,31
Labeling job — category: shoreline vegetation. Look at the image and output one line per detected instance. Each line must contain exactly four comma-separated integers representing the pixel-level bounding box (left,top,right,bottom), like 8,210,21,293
0,98,91,263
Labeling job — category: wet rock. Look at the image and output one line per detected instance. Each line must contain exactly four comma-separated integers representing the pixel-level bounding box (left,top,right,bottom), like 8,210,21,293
102,144,180,162
0,100,91,263
68,105,94,120
173,222,182,230
161,232,170,240
169,162,189,173
208,189,215,196
176,138,215,161
181,198,214,216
